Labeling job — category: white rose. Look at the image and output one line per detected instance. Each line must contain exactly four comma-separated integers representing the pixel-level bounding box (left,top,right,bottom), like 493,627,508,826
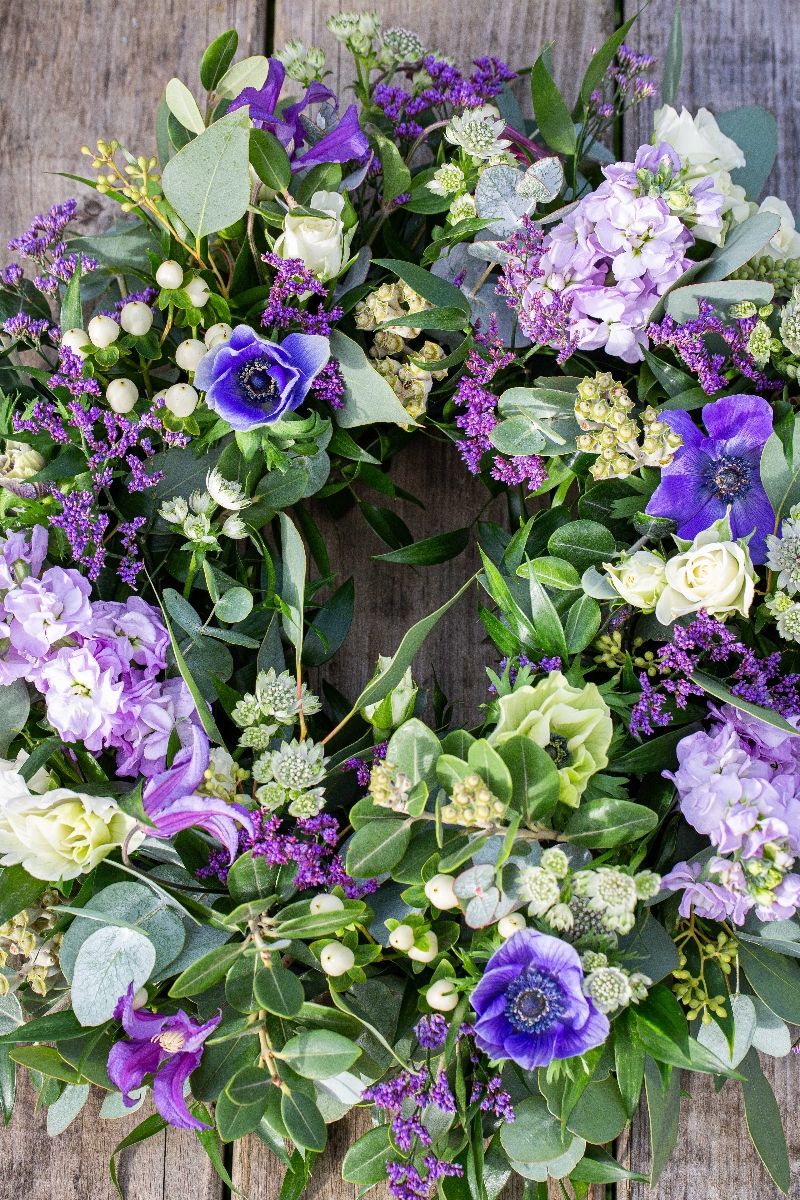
0,775,143,880
273,190,353,281
603,551,667,612
755,197,800,262
0,749,53,795
655,525,755,625
653,105,749,244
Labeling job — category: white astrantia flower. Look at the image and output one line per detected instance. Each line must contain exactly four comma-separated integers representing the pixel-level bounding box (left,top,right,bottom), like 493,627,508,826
427,163,465,197
221,514,247,540
540,847,570,879
159,496,188,525
288,788,326,818
181,513,219,548
575,868,638,934
256,668,321,722
267,739,327,790
189,490,215,516
383,27,425,61
232,695,263,728
449,193,477,222
766,591,800,643
766,510,800,595
518,866,561,915
445,107,510,161
256,781,287,811
206,468,252,512
583,966,632,1013
546,902,574,931
238,723,276,751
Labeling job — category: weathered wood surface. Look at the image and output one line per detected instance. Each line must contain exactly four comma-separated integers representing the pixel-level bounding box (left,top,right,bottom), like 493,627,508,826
3,0,800,1196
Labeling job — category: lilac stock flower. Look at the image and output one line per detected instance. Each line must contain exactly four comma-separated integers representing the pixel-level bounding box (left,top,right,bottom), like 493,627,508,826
114,677,201,778
228,58,369,173
645,395,774,563
142,726,254,860
108,984,221,1130
194,325,329,431
0,525,48,590
3,566,92,660
470,929,609,1069
39,646,123,750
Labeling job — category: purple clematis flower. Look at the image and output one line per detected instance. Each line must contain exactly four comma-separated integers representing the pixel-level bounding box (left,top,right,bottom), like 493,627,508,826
107,984,221,1129
142,725,253,859
646,394,774,563
470,929,609,1069
194,325,329,431
228,58,369,174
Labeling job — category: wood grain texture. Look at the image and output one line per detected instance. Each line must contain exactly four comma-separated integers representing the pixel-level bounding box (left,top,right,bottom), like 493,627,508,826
0,1069,222,1200
617,1057,800,1200
622,0,800,210
0,0,266,255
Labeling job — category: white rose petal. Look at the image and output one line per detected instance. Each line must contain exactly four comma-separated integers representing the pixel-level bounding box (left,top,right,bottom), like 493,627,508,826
655,526,755,624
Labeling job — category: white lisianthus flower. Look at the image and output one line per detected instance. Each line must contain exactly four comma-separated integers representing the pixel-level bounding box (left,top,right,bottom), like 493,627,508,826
0,773,143,880
653,105,749,243
655,522,755,624
273,191,354,281
0,750,53,795
603,550,667,612
754,197,800,262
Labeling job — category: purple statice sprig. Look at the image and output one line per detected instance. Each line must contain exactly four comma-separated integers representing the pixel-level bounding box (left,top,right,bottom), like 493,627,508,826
2,312,54,344
373,55,515,142
342,739,388,788
413,1013,449,1051
487,654,562,696
629,610,800,736
586,43,657,124
385,1158,463,1200
363,1066,455,1153
647,299,770,394
260,253,342,335
453,314,546,490
49,345,102,399
497,216,577,363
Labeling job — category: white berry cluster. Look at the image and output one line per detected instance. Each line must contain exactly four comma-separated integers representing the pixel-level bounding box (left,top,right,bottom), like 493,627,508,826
369,759,412,813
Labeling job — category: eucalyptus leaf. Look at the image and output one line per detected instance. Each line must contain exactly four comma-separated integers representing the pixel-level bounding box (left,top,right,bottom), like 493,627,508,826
71,926,156,1026
162,109,251,238
329,330,418,428
164,78,205,135
697,211,782,282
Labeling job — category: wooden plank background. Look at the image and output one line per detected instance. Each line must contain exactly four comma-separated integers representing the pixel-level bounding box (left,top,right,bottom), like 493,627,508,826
2,0,800,1196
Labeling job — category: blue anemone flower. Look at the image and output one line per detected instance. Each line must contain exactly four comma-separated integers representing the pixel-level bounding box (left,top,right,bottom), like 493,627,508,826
194,325,329,431
470,929,609,1069
646,394,774,563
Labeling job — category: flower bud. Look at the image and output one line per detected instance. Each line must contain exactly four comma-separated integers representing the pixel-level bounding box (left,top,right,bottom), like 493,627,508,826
497,913,527,939
120,301,153,336
156,260,184,290
132,987,149,1010
424,874,459,911
408,931,438,963
87,314,120,348
319,942,355,976
389,924,416,951
61,328,91,359
184,276,210,307
310,893,345,915
426,978,458,1011
106,377,138,413
164,383,198,417
204,322,233,349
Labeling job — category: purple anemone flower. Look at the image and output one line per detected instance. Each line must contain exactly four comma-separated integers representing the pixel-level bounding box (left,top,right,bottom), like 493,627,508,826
645,394,774,563
194,325,329,431
228,58,369,174
142,725,254,859
470,929,609,1069
107,984,221,1130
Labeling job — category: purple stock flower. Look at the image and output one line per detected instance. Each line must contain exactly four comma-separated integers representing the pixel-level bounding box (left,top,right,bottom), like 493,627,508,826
194,325,329,431
645,395,774,563
228,58,369,173
0,525,48,591
3,566,92,660
470,929,609,1069
107,984,220,1130
142,726,254,860
39,646,123,750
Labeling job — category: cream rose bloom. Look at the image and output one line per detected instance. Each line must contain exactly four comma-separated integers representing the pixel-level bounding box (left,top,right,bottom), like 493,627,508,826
603,551,667,612
273,190,353,281
653,105,749,244
0,772,143,880
0,749,53,795
655,525,755,625
489,672,613,808
754,197,800,262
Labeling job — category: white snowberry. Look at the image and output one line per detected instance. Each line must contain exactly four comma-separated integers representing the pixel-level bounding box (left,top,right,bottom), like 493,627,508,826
60,328,90,358
408,932,438,963
388,925,416,952
163,383,198,417
106,377,138,413
87,314,120,348
310,894,345,915
175,339,206,372
184,276,210,307
319,942,355,976
426,978,459,1011
156,260,184,290
204,322,233,349
497,913,527,939
424,874,459,910
119,301,153,336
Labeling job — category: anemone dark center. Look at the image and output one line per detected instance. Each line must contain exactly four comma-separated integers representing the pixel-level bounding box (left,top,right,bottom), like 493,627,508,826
238,357,280,406
706,454,751,503
545,733,570,768
505,967,567,1034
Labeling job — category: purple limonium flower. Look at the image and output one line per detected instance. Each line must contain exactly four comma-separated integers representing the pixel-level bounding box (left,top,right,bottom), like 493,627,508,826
108,984,221,1130
227,58,369,173
194,325,329,431
142,726,253,859
645,395,774,563
414,1013,449,1051
470,929,609,1069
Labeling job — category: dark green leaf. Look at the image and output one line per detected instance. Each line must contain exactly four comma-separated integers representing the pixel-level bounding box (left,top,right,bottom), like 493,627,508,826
495,735,560,824
345,819,413,878
226,1064,273,1107
614,1008,646,1118
253,962,305,1018
280,1030,361,1079
0,865,45,926
109,1114,169,1200
227,851,277,904
692,670,799,735
360,502,413,551
376,306,469,332
547,520,615,575
342,1124,393,1185
280,1089,327,1151
375,133,412,205
661,1,683,108
374,527,470,566
608,725,697,775
530,46,577,156
169,942,244,998
372,259,472,316
201,29,239,91
738,939,800,1023
250,128,291,193
565,594,601,654
739,1047,790,1193
564,798,657,847
216,1090,267,1141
